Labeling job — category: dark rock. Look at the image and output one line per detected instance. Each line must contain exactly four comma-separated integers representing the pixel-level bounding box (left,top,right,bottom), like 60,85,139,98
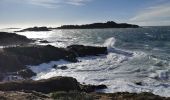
81,84,107,93
95,85,107,89
135,82,143,86
3,45,78,65
57,21,139,29
0,45,107,80
0,32,33,46
16,27,51,32
67,45,107,57
52,65,68,70
39,40,50,43
0,76,81,93
0,45,77,80
59,66,68,70
0,52,26,73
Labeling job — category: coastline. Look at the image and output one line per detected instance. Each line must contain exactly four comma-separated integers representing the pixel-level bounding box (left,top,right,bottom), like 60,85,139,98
0,28,170,99
0,76,169,100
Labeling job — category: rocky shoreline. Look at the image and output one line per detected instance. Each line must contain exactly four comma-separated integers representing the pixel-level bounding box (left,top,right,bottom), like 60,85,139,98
0,31,170,100
0,44,107,81
0,76,169,100
0,75,168,99
0,32,107,81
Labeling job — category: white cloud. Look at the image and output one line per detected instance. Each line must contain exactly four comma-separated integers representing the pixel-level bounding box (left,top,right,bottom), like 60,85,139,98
129,3,170,26
21,0,93,8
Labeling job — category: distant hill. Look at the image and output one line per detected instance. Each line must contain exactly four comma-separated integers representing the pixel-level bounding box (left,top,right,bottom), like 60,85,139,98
57,21,139,29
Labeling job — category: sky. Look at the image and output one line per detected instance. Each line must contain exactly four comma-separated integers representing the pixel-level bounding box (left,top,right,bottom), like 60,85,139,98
0,0,170,28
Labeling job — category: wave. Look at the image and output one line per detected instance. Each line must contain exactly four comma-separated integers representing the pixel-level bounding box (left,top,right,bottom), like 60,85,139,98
103,37,133,57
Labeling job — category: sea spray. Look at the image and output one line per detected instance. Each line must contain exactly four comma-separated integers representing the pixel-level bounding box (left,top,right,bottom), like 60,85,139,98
104,37,133,57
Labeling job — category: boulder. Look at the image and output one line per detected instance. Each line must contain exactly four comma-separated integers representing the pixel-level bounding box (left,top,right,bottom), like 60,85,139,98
60,66,68,70
67,45,107,57
39,40,50,43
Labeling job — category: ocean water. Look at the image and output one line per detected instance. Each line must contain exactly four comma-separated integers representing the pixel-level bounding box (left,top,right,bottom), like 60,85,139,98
1,26,170,97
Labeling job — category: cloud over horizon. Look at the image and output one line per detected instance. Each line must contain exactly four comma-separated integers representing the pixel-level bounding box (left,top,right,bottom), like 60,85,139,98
129,2,170,26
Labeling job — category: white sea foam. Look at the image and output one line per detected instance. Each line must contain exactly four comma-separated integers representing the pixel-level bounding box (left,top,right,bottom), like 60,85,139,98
29,37,170,97
29,50,170,97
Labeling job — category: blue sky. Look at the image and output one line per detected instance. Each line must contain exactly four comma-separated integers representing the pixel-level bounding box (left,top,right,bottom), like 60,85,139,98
0,0,170,28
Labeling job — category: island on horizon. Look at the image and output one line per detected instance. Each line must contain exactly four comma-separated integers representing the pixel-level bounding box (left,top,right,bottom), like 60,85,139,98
57,21,139,29
15,21,139,32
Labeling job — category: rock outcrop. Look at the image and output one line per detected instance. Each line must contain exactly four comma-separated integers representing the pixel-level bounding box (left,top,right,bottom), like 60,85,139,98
0,32,32,46
0,45,107,81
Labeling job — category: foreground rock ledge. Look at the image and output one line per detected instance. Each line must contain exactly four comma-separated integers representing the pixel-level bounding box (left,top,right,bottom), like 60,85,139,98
0,77,169,100
0,76,106,93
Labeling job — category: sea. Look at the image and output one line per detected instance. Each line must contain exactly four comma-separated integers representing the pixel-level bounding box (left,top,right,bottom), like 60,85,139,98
1,26,170,97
